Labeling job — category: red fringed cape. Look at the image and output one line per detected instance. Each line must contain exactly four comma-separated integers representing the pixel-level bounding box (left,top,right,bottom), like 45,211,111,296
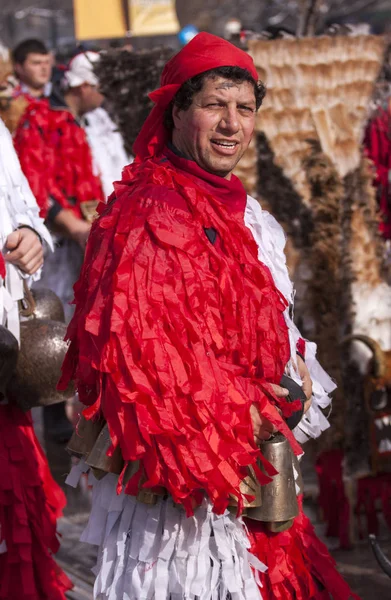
59,152,303,515
13,98,104,219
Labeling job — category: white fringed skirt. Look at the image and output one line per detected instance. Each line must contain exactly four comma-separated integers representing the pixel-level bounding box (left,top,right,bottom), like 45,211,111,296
80,473,266,600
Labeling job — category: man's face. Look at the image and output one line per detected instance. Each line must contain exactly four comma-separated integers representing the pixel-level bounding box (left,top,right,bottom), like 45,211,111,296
172,75,256,179
79,83,104,114
15,53,52,91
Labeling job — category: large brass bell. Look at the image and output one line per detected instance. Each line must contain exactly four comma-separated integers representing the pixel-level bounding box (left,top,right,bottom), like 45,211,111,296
6,319,74,411
246,433,299,532
0,325,19,401
67,414,104,458
85,423,124,479
6,285,73,410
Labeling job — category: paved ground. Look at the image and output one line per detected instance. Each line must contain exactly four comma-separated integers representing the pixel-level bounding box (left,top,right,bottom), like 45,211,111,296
33,406,391,599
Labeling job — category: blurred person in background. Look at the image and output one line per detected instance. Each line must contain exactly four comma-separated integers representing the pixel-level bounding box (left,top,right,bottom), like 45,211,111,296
10,38,105,443
12,38,52,99
364,88,391,241
62,51,130,198
364,43,391,242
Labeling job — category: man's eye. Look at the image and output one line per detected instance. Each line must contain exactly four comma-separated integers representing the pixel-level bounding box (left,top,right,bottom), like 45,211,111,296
207,103,223,108
238,106,254,112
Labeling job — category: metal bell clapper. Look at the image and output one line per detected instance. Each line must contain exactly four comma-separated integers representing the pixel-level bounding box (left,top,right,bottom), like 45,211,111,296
246,433,299,532
67,414,104,458
85,423,124,479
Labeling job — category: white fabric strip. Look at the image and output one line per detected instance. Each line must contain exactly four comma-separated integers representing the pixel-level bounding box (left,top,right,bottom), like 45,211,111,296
244,195,336,442
82,474,265,600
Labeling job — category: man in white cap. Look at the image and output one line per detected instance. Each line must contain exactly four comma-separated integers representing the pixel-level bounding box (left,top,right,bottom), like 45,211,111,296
63,51,130,198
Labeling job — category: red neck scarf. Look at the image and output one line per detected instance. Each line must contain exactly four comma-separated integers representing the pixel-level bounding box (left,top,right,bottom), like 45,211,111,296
162,144,247,215
133,33,258,161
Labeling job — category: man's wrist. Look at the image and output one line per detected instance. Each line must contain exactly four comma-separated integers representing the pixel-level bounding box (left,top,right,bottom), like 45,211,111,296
16,224,42,245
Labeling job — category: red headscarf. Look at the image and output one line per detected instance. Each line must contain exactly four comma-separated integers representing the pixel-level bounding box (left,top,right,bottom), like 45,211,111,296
133,32,259,160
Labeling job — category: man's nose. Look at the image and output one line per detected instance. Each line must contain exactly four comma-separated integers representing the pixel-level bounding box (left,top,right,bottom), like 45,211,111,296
219,106,240,132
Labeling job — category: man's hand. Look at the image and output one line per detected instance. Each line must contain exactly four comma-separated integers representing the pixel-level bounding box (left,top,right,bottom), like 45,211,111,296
69,219,91,250
5,228,43,275
250,383,289,444
296,354,312,413
53,209,91,250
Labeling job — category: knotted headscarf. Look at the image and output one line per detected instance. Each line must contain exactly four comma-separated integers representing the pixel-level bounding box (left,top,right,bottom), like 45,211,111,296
133,32,259,160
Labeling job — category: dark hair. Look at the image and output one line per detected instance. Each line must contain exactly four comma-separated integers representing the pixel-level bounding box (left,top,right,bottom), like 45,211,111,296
164,66,266,130
12,39,49,65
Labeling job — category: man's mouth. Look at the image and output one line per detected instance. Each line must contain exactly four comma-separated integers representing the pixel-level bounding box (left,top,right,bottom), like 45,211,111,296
211,139,239,155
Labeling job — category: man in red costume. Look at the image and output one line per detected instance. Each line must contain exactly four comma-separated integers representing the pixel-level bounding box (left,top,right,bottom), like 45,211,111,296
61,33,359,599
11,39,104,442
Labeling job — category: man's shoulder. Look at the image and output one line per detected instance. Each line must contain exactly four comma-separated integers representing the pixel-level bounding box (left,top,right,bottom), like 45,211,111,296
117,160,192,214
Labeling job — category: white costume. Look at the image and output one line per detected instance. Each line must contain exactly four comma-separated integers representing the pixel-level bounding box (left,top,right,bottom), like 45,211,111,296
82,107,131,199
0,118,52,341
64,51,131,200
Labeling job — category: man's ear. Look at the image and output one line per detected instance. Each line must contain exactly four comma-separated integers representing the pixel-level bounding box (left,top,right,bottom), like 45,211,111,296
172,103,183,129
14,63,23,78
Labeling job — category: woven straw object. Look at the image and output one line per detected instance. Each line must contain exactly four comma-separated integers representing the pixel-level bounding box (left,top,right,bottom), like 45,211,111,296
236,35,386,203
235,35,388,453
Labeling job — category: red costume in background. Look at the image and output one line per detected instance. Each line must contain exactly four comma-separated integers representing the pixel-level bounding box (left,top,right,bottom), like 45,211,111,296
364,106,391,239
0,405,71,600
13,97,104,219
60,33,359,599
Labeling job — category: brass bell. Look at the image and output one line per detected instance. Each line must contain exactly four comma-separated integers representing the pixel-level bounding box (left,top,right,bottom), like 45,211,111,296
246,433,299,532
67,414,104,458
85,423,124,479
6,319,74,411
0,325,18,401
